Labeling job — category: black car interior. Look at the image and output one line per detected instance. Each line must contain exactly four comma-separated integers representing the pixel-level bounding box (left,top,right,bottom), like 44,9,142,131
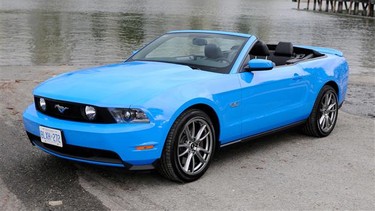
249,40,270,59
249,40,324,66
204,43,223,59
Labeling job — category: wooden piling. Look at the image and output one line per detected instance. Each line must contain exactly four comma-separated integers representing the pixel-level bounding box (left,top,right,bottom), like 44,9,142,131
363,1,368,16
344,1,349,12
296,0,374,17
354,2,359,15
338,0,344,13
370,2,374,17
333,0,337,12
319,0,323,11
314,0,317,10
349,0,353,14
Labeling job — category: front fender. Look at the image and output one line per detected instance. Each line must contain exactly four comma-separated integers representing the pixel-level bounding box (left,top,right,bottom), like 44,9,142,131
139,76,242,149
141,90,222,149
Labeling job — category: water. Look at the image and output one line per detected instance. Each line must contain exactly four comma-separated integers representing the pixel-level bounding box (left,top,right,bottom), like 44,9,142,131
0,0,374,73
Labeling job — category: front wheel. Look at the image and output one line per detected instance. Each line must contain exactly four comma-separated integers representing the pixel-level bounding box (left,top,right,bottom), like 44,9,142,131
303,85,338,137
159,109,216,182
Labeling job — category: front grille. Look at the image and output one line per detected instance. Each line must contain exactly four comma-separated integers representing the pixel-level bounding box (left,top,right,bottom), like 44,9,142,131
27,132,124,165
35,96,115,123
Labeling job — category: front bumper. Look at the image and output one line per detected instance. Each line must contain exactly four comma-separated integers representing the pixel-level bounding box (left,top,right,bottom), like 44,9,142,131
23,104,166,169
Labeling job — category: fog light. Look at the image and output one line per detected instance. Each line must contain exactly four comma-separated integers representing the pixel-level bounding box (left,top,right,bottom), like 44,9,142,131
84,106,96,120
39,98,47,111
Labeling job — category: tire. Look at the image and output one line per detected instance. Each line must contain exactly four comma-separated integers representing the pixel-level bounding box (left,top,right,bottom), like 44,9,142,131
303,85,339,137
158,109,216,182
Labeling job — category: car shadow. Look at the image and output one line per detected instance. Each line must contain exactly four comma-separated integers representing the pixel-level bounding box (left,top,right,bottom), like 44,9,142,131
2,126,316,210
12,127,312,192
214,128,305,164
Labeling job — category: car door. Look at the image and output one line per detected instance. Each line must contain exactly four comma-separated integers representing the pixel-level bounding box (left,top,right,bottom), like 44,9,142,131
239,64,309,138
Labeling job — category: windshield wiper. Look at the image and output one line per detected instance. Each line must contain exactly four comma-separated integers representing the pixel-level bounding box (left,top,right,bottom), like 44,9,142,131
186,64,201,70
131,60,201,70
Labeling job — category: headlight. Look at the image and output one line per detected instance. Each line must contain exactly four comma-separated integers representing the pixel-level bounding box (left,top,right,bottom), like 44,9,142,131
84,106,96,120
108,108,149,123
39,98,47,111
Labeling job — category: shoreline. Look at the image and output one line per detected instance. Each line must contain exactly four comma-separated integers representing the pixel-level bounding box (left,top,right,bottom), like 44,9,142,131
292,8,375,20
341,72,375,118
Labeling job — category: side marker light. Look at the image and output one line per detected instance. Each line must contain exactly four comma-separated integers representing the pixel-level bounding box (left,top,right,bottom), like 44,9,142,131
136,145,154,150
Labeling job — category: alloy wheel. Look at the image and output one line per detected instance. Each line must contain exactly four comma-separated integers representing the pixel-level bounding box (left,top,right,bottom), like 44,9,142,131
177,117,213,175
318,91,337,133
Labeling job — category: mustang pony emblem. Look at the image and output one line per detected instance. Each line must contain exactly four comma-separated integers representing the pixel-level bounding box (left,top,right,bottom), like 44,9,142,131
55,104,69,113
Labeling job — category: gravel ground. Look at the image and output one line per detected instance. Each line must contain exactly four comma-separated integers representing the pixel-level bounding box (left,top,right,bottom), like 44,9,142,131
0,66,374,210
341,72,375,118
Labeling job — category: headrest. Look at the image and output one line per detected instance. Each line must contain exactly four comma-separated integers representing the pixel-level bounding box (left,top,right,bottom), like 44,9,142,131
205,44,223,59
249,40,270,56
275,42,293,57
192,38,207,46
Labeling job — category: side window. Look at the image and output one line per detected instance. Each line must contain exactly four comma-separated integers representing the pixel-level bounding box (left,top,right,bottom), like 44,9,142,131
242,55,250,69
239,40,271,71
236,54,252,73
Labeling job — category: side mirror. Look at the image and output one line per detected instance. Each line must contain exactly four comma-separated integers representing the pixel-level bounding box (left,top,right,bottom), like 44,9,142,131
247,59,274,71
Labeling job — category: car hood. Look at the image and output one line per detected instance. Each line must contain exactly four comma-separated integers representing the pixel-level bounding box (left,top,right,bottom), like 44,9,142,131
34,61,219,107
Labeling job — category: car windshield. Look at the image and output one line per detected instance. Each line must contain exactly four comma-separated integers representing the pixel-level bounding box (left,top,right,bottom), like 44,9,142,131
128,33,248,73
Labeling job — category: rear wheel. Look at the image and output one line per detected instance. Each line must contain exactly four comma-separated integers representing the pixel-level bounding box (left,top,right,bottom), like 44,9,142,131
159,109,216,182
303,85,338,137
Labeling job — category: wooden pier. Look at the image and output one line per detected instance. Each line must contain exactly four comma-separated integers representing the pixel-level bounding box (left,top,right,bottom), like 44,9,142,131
297,0,375,17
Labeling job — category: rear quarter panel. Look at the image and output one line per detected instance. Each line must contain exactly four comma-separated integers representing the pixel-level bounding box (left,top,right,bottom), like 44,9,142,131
297,54,349,114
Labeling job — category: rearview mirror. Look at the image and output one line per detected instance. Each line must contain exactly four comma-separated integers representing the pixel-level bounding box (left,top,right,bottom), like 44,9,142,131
192,38,207,46
247,59,274,71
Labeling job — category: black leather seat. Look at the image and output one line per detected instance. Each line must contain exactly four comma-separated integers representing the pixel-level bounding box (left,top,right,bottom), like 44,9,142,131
269,42,294,66
249,40,270,59
204,44,223,59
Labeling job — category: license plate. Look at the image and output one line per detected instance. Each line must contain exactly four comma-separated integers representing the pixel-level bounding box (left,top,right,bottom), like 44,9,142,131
39,126,63,147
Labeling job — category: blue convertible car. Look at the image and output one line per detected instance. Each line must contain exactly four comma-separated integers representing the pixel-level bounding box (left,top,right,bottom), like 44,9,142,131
23,30,349,182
